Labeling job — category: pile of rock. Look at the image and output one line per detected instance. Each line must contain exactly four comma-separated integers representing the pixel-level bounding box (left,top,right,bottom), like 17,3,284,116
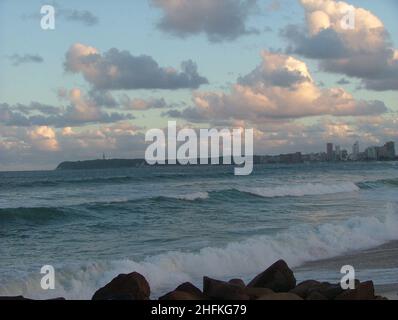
91,260,388,300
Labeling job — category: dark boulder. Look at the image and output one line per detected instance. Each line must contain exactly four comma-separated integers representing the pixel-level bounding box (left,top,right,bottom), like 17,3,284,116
203,277,249,300
248,260,296,292
175,282,206,298
159,291,198,300
228,279,246,288
290,280,321,299
335,281,375,300
159,282,207,300
244,287,274,300
317,283,343,300
92,272,150,300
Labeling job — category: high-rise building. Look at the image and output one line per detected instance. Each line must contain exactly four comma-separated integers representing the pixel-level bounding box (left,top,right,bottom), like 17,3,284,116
365,147,378,160
385,141,396,159
378,141,396,160
327,143,334,161
335,145,341,160
352,141,359,160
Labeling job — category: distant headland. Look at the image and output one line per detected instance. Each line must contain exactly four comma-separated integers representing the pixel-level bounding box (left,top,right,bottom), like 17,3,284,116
56,159,147,170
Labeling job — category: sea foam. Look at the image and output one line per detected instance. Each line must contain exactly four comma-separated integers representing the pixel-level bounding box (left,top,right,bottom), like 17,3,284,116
1,203,397,300
237,182,360,198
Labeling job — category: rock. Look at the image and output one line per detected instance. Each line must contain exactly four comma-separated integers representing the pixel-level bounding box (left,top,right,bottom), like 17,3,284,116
175,282,206,299
290,280,321,299
228,279,246,288
159,282,207,300
247,260,296,292
203,277,250,300
159,291,198,300
291,281,343,300
318,283,343,300
244,287,274,300
257,292,303,300
306,291,327,300
92,272,150,300
335,281,375,300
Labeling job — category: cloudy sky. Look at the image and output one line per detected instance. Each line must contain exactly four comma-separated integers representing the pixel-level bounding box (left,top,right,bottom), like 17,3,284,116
0,0,398,170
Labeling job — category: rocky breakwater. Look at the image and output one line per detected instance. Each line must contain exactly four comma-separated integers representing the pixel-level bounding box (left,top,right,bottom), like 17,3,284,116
90,260,388,301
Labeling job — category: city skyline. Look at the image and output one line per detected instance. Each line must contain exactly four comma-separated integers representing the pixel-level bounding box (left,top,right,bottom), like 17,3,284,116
1,0,398,170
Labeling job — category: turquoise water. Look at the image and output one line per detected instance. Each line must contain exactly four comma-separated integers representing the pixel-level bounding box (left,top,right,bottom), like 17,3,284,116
0,162,398,299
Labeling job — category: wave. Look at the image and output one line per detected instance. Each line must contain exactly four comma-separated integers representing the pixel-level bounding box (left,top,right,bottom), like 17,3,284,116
0,206,90,225
357,177,398,190
164,192,209,201
236,182,360,198
2,203,397,300
0,171,232,189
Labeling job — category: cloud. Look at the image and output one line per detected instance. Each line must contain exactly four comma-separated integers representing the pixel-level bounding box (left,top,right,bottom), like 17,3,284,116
281,0,398,91
152,0,258,42
0,122,147,170
337,78,350,85
166,51,387,123
8,54,43,66
59,9,99,26
120,96,169,110
23,6,98,27
0,88,133,128
28,126,59,151
64,43,208,90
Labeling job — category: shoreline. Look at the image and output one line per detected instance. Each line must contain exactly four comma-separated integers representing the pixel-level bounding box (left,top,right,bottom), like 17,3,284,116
0,259,390,301
294,240,398,300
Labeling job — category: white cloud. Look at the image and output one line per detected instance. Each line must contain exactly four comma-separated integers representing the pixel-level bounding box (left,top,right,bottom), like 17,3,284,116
28,126,59,151
282,0,398,90
167,51,387,123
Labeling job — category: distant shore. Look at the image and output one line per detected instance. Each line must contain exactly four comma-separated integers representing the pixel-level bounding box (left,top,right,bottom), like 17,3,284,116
55,157,398,170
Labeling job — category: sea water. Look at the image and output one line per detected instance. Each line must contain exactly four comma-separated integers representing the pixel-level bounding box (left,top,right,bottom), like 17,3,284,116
0,162,397,299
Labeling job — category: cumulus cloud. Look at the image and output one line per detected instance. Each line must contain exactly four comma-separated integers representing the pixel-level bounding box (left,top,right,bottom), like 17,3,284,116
64,43,208,90
282,0,398,91
166,51,387,123
9,54,43,66
28,126,59,151
152,0,258,42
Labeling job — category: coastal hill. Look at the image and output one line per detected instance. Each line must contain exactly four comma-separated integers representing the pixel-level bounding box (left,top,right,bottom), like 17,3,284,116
56,159,147,170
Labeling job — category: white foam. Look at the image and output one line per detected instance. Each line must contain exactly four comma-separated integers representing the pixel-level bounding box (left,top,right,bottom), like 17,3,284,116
168,192,209,201
237,182,359,198
1,203,397,300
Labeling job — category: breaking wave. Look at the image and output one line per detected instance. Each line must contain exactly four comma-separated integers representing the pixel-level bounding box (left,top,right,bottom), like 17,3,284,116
236,182,360,198
1,203,397,300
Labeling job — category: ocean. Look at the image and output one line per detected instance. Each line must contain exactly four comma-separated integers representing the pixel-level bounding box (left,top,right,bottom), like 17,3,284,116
0,162,397,299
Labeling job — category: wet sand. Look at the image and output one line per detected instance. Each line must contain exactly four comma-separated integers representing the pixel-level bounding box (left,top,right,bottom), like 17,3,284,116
294,241,398,299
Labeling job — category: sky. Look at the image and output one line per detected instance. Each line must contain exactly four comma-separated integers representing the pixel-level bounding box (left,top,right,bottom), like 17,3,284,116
0,0,398,170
